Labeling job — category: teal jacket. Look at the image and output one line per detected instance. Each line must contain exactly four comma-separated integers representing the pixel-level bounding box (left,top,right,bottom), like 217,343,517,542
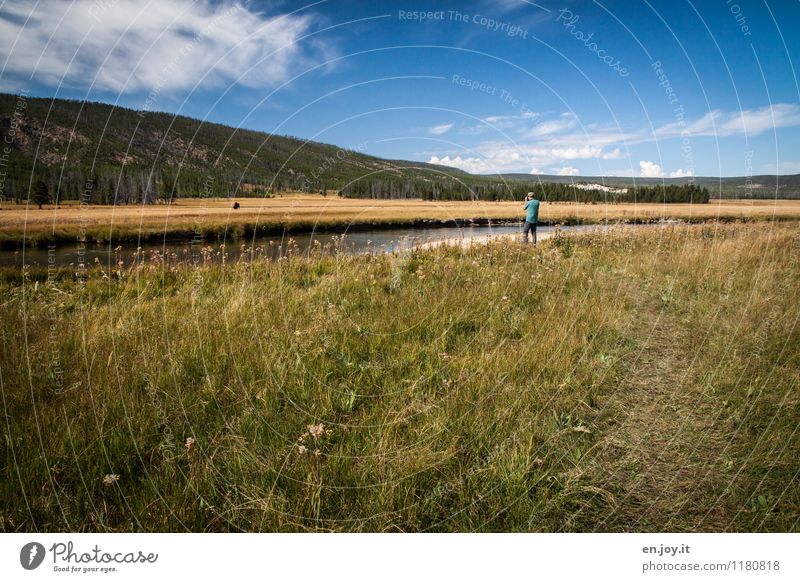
524,199,540,223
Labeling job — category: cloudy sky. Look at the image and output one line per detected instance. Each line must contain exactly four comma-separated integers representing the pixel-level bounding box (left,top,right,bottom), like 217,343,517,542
1,0,798,177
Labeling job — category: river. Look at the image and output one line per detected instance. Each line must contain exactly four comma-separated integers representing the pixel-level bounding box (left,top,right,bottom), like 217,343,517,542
2,222,618,269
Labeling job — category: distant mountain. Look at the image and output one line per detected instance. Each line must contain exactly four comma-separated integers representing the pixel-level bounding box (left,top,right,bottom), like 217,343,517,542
1,93,797,203
494,173,800,198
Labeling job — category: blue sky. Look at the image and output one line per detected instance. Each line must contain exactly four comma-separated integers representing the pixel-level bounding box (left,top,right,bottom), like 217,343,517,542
1,0,799,177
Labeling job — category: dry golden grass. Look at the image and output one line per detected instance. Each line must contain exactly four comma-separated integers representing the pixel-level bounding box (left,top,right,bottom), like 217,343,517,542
2,222,797,531
2,194,800,246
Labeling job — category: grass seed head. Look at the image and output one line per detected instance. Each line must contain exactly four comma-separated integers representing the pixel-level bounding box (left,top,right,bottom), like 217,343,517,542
102,474,120,486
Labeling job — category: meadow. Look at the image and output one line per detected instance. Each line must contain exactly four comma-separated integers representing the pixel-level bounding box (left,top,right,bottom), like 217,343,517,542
0,221,798,532
2,195,800,247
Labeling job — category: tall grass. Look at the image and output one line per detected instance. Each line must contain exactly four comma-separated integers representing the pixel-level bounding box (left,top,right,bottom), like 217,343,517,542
1,222,797,531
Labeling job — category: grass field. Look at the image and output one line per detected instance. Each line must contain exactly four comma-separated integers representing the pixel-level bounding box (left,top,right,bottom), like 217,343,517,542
1,221,797,532
2,195,800,247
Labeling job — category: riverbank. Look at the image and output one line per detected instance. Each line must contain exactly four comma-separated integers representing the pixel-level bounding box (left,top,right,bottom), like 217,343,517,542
2,221,797,532
2,195,800,249
415,224,592,249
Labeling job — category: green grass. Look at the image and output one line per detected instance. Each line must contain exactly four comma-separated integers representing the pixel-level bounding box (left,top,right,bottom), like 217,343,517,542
1,222,798,532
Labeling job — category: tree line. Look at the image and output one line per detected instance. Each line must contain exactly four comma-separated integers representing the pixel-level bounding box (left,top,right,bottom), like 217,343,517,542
2,166,711,207
339,178,711,203
0,165,307,206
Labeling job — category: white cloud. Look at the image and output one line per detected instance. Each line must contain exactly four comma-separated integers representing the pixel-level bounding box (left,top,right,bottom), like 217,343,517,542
460,111,539,135
547,145,601,159
429,122,454,135
428,141,622,175
554,166,580,176
429,155,494,174
761,161,800,174
523,112,577,138
530,168,542,174
483,114,512,124
0,0,322,93
654,104,800,139
639,160,664,178
483,111,537,124
427,104,800,175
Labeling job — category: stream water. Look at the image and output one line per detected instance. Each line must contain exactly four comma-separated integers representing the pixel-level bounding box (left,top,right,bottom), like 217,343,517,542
2,222,612,269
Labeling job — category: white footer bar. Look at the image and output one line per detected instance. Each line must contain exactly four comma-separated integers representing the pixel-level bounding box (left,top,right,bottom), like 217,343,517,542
1,533,797,581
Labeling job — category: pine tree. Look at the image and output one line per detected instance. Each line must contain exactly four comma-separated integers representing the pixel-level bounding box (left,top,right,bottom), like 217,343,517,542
31,180,50,209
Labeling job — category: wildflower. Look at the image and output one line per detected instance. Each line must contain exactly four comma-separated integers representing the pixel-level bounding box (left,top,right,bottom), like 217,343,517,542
307,423,325,438
185,437,196,451
298,445,308,455
102,474,120,486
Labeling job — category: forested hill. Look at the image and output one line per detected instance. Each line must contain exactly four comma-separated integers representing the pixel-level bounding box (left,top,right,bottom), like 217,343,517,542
0,92,467,203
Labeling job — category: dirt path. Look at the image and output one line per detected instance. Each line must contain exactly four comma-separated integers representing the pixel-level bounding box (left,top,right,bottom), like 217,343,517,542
584,304,735,532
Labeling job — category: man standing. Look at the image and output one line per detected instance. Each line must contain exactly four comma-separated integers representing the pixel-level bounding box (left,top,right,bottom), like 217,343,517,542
522,192,540,244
